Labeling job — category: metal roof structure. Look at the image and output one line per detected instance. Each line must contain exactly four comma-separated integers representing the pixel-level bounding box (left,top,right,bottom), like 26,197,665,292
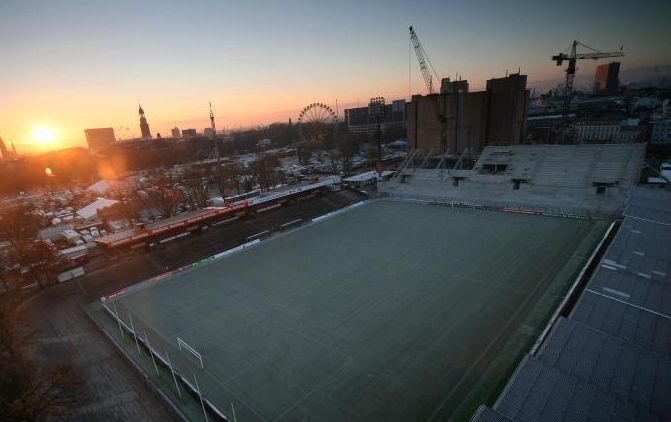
473,186,671,422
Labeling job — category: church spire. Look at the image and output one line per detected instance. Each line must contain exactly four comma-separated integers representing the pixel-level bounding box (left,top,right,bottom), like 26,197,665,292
138,102,151,139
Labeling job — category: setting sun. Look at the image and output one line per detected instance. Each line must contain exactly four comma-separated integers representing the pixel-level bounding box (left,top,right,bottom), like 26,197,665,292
31,125,57,148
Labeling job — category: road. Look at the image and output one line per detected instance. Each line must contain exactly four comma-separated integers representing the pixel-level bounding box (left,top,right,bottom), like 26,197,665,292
19,189,366,421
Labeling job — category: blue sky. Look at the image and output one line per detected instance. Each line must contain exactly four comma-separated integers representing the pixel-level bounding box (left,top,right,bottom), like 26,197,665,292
1,0,669,150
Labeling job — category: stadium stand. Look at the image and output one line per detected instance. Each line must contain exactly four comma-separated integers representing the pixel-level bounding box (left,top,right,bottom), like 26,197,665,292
471,186,671,422
380,144,646,217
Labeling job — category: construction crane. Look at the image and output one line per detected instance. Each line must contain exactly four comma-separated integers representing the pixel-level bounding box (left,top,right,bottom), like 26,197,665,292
409,26,449,153
552,40,624,121
409,26,440,94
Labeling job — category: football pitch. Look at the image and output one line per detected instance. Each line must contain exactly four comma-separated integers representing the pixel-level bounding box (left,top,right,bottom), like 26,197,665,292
105,200,607,422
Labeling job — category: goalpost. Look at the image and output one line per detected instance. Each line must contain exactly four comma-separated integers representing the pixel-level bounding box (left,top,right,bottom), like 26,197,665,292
177,337,204,369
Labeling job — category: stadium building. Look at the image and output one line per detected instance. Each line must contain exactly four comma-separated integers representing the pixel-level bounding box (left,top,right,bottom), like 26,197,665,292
91,143,670,422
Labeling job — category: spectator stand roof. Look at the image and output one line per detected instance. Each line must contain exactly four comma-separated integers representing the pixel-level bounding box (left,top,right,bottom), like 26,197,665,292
472,186,671,422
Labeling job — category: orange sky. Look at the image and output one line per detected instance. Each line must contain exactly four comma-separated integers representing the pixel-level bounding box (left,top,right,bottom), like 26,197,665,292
0,66,571,154
1,0,669,154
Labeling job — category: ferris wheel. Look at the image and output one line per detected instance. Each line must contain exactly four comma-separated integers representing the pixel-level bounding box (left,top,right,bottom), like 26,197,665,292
296,102,338,143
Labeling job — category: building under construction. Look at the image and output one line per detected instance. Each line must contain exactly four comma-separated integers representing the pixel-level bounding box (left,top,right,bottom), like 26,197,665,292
407,73,529,154
594,61,620,95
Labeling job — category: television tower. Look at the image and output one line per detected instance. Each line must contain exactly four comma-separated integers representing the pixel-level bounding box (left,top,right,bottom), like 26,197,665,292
206,102,221,162
209,102,217,139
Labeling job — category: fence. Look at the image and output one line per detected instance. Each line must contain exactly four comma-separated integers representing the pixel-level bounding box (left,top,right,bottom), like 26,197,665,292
101,299,229,422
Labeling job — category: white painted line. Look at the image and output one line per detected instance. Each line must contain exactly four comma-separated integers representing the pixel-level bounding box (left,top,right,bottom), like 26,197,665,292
625,215,671,227
280,218,302,228
586,288,671,321
637,272,652,279
601,264,618,271
602,259,626,269
602,287,631,299
632,251,645,256
652,270,667,277
630,229,641,234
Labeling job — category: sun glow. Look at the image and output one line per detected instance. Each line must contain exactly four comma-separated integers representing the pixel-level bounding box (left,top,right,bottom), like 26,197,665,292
31,125,58,149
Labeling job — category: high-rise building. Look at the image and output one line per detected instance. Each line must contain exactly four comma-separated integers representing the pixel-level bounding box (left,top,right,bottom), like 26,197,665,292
84,127,116,151
407,73,529,153
594,62,620,95
171,127,181,138
139,104,152,138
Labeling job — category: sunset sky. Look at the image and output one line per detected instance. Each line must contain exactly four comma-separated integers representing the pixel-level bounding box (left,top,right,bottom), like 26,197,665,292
1,0,669,153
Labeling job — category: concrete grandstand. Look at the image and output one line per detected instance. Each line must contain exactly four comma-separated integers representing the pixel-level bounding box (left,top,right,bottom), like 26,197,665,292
380,144,645,217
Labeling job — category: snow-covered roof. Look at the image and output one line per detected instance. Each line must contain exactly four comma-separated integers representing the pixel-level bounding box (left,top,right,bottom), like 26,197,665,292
76,198,119,220
87,180,115,195
344,171,394,183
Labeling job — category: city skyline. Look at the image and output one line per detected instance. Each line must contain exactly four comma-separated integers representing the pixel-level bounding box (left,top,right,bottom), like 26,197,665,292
1,0,670,153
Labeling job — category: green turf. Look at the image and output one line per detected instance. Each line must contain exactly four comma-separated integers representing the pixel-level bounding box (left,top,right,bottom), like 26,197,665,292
109,200,605,422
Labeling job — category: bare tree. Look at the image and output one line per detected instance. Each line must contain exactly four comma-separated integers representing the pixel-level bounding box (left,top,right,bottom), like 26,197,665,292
329,151,342,175
182,168,212,209
135,174,182,218
107,184,141,222
297,143,314,166
212,163,243,197
252,154,281,191
335,132,361,176
0,205,40,262
0,255,21,291
150,185,181,218
0,303,81,421
21,241,65,289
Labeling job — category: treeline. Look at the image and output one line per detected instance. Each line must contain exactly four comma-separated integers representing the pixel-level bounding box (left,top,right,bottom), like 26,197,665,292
0,148,99,196
0,122,406,196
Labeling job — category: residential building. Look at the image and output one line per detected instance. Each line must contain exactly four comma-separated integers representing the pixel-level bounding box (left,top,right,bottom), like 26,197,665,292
344,99,406,134
182,128,197,138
